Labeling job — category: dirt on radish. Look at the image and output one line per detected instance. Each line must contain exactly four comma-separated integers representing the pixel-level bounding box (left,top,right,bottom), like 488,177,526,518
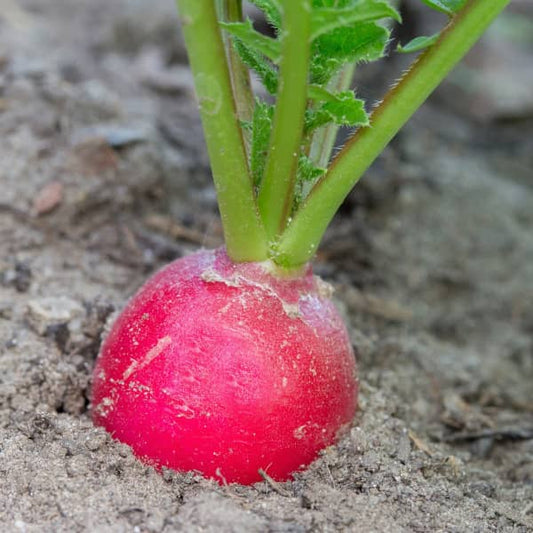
1,0,532,531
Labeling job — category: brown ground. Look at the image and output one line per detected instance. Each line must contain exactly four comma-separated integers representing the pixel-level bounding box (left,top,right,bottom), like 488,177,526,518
1,1,532,531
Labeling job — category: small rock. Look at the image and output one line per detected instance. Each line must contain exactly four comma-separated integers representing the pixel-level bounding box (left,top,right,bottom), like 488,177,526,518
361,450,381,473
68,138,119,175
72,124,151,148
470,436,495,459
61,438,82,456
120,508,145,527
26,296,85,335
85,431,108,452
5,335,18,349
45,322,70,352
0,301,13,319
32,180,63,216
66,455,92,477
467,481,496,499
2,261,32,292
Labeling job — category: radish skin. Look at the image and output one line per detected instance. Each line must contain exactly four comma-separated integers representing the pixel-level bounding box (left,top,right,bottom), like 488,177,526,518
92,247,357,485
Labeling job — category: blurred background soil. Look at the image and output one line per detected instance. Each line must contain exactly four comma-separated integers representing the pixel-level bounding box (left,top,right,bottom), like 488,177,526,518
0,0,532,531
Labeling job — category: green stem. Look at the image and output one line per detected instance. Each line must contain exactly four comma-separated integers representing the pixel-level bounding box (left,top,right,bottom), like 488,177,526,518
257,0,312,240
274,0,510,267
177,0,267,262
221,0,254,154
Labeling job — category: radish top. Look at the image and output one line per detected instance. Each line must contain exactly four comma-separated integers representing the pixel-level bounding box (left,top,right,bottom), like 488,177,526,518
176,0,509,267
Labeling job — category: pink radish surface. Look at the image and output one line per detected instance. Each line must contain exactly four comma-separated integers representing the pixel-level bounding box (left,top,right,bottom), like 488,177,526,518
92,247,357,485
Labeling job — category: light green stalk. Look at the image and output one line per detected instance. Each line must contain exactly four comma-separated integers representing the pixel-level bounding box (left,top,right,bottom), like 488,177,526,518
219,0,254,154
177,0,267,262
257,0,312,240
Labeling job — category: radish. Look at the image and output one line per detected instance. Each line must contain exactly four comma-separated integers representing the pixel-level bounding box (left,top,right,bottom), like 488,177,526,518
92,248,356,484
92,0,509,484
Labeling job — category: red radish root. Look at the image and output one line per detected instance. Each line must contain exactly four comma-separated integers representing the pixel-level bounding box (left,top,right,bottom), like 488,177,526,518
92,248,357,485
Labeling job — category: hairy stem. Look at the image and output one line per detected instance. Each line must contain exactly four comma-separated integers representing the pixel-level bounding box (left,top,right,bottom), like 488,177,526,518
257,0,312,240
177,0,267,262
221,0,254,156
274,0,510,267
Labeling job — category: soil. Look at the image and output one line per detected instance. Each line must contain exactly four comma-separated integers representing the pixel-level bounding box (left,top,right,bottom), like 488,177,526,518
1,1,532,531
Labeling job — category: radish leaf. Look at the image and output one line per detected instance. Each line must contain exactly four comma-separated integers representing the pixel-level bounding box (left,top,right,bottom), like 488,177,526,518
233,38,278,94
294,155,326,211
298,155,326,183
305,90,368,132
397,33,440,53
249,0,282,31
221,20,281,62
311,23,390,84
418,0,466,16
310,2,400,40
221,0,397,217
401,1,466,54
248,100,275,187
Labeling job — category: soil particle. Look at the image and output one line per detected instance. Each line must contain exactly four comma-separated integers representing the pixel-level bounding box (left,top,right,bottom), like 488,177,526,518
26,296,85,336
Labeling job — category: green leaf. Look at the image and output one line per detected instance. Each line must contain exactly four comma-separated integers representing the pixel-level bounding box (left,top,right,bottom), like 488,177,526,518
315,23,389,62
311,22,390,84
418,0,466,16
233,38,278,94
397,32,440,53
320,92,369,126
297,154,326,182
221,19,281,63
310,2,401,41
293,154,327,212
311,0,353,7
249,100,275,187
307,84,342,102
249,0,282,31
400,1,465,55
305,90,368,132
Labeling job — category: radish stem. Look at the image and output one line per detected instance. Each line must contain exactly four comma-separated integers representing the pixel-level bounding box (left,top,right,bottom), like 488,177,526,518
177,0,267,262
220,0,254,155
257,0,312,239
